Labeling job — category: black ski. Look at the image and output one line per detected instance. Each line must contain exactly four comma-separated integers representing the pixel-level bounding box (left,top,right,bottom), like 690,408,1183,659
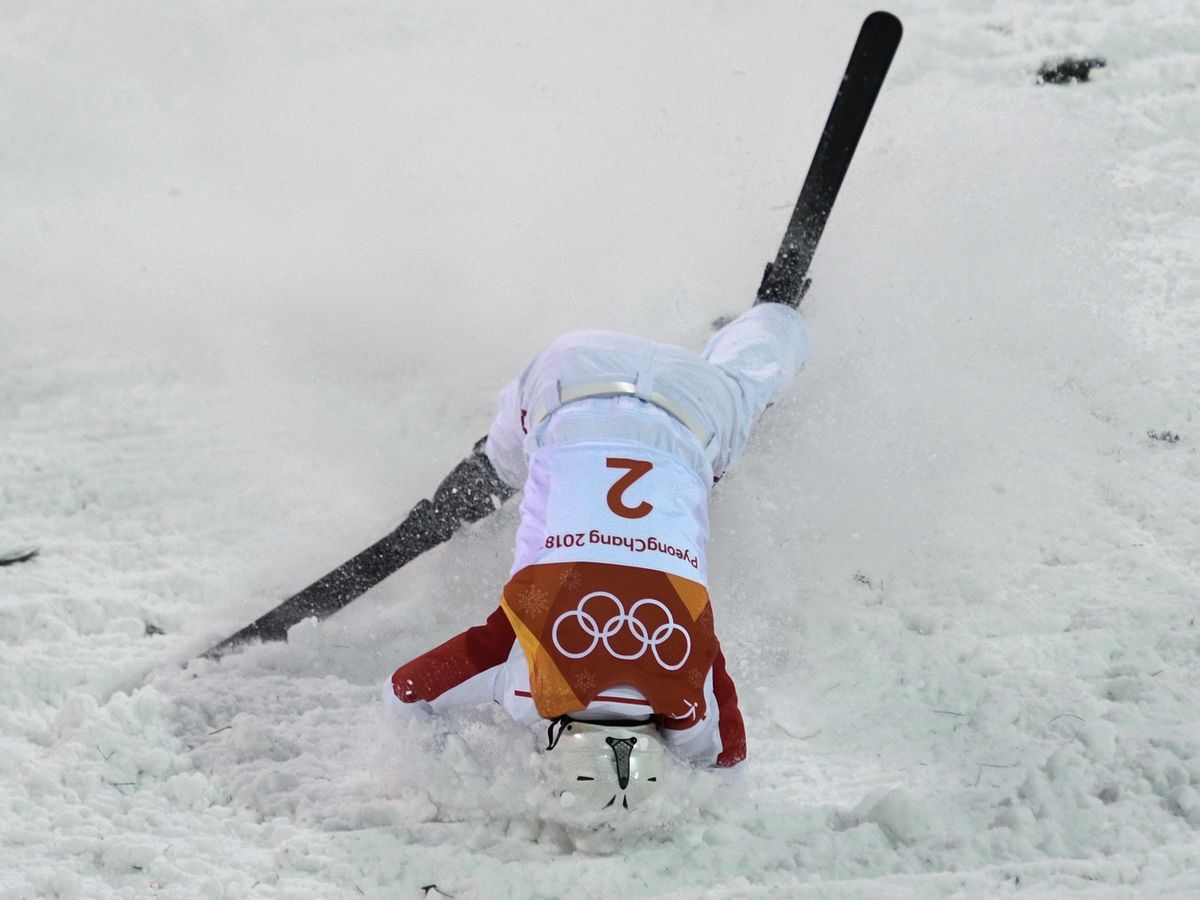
757,10,902,306
201,11,902,660
201,440,513,658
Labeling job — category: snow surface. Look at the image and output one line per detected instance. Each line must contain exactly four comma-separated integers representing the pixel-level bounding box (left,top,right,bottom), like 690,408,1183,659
3,1,1199,897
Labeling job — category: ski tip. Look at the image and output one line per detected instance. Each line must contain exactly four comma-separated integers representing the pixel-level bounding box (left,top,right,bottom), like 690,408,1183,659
865,10,903,43
198,632,254,662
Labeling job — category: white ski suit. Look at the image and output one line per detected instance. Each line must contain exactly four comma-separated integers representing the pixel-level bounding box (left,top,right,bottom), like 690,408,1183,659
389,302,809,766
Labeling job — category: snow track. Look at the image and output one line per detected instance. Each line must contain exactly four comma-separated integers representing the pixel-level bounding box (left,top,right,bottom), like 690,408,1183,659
3,1,1198,896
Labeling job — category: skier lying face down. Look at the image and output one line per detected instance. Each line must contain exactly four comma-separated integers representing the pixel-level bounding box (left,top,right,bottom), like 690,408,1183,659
387,300,809,804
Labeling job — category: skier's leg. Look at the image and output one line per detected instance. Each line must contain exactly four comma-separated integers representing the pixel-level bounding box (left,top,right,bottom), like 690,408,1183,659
703,303,810,426
483,377,529,490
701,303,810,468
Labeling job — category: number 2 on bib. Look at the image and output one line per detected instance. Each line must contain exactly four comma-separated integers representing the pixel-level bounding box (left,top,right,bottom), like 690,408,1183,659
606,458,653,519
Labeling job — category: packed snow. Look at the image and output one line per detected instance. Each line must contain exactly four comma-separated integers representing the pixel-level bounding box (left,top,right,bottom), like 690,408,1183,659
3,1,1198,897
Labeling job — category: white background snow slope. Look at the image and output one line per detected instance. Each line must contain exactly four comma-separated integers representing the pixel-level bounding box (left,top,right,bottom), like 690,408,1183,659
3,1,1199,897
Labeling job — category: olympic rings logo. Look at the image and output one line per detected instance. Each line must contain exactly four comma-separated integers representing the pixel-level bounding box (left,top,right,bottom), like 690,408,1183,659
551,591,691,671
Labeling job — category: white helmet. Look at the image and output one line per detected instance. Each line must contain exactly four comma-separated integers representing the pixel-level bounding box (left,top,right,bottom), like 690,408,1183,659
543,717,665,812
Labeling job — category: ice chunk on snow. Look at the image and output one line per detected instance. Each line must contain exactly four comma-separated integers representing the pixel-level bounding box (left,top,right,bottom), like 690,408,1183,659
854,786,937,845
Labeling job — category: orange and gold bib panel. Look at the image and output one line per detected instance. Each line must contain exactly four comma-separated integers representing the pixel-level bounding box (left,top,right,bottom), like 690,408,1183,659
501,560,716,727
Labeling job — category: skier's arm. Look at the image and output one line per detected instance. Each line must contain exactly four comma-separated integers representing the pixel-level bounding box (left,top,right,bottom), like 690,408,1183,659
387,605,517,716
657,646,747,767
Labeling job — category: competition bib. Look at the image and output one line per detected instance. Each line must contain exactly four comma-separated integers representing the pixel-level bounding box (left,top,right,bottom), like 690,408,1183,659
511,441,711,584
503,441,716,725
